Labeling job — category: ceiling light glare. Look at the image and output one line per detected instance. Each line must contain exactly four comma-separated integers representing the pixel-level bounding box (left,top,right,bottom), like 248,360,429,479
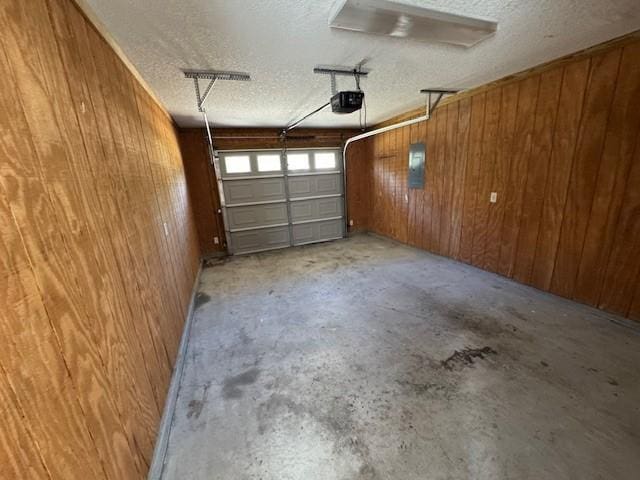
329,0,498,47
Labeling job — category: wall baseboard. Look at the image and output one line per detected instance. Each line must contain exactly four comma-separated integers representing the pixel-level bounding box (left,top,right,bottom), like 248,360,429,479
147,261,203,480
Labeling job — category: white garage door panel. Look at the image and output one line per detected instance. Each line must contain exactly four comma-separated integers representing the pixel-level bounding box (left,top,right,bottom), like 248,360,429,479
227,203,288,230
224,178,286,205
290,197,343,223
288,174,342,198
219,149,344,254
230,226,290,254
292,218,344,245
318,197,343,217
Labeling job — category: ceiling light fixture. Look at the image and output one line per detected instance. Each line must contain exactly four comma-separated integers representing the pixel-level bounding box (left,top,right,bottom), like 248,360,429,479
329,0,497,48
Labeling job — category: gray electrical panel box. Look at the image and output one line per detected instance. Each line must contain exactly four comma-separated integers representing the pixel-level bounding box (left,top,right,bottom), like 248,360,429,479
408,142,426,189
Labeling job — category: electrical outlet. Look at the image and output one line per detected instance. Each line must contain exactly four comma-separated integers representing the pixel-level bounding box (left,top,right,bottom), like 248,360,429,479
349,219,354,226
214,236,219,245
490,192,498,203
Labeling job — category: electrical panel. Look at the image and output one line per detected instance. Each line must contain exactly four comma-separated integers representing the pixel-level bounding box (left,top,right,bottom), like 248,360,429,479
331,91,364,113
408,143,426,189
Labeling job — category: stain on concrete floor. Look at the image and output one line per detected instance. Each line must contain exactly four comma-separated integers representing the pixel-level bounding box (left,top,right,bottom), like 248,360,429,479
441,346,498,370
186,383,210,420
162,235,640,480
193,292,211,309
222,368,261,399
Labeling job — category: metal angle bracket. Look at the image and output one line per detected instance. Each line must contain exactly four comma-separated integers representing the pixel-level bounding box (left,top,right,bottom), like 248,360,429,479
420,88,461,118
183,68,251,165
183,69,251,112
314,65,370,95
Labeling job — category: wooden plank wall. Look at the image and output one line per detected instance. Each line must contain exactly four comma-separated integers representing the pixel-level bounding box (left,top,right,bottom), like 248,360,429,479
358,36,640,321
0,0,200,478
178,127,369,255
179,129,226,256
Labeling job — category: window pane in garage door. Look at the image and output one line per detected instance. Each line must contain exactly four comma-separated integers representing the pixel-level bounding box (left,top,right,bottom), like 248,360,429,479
287,153,310,171
257,154,281,172
224,155,251,174
314,152,336,169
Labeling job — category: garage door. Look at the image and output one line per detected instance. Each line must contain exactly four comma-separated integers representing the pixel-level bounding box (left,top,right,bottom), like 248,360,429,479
217,148,345,254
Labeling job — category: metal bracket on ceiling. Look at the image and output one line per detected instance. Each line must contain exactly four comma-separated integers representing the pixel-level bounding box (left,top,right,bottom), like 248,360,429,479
420,88,461,118
314,65,370,95
183,69,251,165
184,69,251,112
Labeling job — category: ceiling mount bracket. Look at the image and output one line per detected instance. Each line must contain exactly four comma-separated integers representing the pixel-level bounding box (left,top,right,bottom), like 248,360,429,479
183,69,251,164
420,88,461,119
184,69,251,112
314,65,369,95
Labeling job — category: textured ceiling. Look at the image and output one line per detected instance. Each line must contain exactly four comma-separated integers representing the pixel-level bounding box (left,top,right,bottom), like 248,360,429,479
83,0,640,128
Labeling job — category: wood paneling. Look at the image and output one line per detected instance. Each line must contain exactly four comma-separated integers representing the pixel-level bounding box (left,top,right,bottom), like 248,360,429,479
430,109,446,254
346,137,372,233
439,102,458,257
421,113,436,250
598,134,640,316
178,127,367,255
459,93,486,264
574,42,640,305
529,59,590,290
512,68,563,284
449,97,472,260
484,82,519,272
357,36,640,321
550,48,622,299
472,88,501,268
211,127,359,151
179,129,225,255
497,76,540,277
0,0,200,478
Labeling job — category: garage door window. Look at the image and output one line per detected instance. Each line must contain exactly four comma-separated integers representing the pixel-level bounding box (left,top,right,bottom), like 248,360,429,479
314,152,336,170
287,153,310,171
225,155,251,174
257,154,281,172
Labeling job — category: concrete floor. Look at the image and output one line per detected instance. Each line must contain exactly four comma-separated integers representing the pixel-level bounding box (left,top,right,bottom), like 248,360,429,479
161,234,640,480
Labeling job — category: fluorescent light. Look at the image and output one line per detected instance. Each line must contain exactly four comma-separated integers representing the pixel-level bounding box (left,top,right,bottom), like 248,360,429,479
329,0,497,48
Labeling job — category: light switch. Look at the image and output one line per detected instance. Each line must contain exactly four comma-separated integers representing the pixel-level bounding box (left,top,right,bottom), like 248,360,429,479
214,236,219,244
490,192,498,203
